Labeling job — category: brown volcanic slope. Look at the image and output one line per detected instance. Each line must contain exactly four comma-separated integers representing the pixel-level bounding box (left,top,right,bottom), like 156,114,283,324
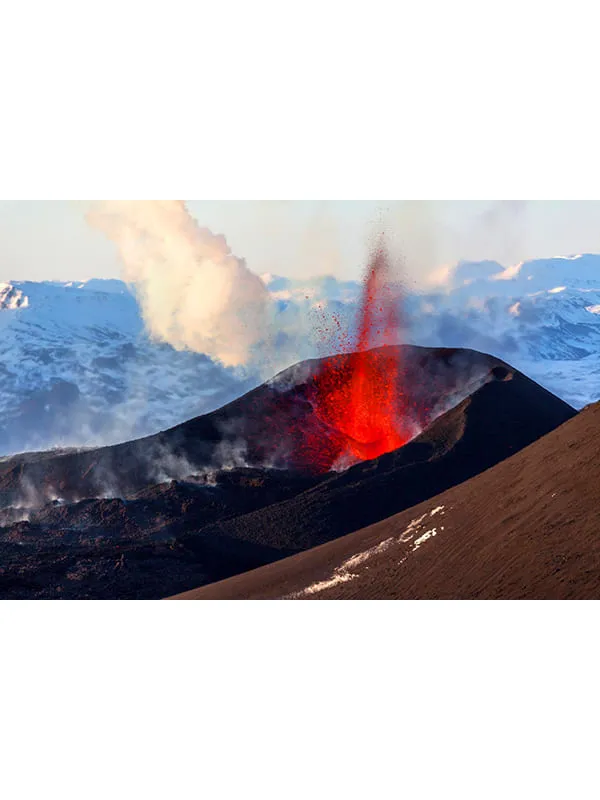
172,401,600,600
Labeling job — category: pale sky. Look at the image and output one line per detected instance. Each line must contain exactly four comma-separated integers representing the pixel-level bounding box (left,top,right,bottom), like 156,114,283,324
2,201,600,286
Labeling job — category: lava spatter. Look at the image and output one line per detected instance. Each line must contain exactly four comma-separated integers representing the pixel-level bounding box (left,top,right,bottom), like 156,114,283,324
303,238,414,471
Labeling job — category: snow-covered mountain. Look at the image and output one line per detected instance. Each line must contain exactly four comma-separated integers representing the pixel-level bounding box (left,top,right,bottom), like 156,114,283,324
0,280,257,455
1,254,599,455
406,255,600,407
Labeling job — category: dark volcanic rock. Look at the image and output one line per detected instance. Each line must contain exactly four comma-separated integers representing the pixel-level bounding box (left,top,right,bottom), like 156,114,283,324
176,400,600,601
174,365,575,556
0,345,576,599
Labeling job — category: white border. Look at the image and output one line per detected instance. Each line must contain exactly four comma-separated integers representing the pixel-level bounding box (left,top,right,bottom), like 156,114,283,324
1,1,598,798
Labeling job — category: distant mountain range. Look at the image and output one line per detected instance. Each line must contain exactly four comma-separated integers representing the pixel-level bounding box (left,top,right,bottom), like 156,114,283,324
0,279,255,455
1,253,599,455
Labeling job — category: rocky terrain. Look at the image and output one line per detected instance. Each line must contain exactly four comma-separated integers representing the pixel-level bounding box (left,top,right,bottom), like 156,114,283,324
0,345,575,599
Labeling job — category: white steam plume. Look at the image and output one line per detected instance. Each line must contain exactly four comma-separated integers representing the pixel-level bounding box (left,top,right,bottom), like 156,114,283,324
87,201,271,368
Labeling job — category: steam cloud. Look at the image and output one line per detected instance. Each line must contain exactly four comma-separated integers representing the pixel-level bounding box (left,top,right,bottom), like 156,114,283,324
87,201,271,368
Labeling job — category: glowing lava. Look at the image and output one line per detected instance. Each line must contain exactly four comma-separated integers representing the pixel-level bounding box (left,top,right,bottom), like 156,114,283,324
306,238,412,470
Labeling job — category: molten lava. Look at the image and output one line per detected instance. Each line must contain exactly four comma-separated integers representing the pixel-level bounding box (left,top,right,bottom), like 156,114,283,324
305,239,412,471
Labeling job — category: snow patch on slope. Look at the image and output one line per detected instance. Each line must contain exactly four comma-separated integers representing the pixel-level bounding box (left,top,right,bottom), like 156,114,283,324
287,505,448,598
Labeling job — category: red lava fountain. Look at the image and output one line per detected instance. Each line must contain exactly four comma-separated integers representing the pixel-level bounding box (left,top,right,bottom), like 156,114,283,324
304,239,412,471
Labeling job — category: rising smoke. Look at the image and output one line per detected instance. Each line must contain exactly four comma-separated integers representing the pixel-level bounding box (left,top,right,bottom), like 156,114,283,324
87,201,271,368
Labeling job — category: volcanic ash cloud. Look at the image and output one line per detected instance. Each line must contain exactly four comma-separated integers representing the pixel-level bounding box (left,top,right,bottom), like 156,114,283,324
87,201,271,368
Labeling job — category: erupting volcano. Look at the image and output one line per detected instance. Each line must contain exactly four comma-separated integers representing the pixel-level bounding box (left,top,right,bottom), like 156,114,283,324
303,239,415,471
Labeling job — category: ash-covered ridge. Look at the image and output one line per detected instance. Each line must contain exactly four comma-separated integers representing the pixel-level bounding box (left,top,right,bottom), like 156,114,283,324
0,344,510,507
